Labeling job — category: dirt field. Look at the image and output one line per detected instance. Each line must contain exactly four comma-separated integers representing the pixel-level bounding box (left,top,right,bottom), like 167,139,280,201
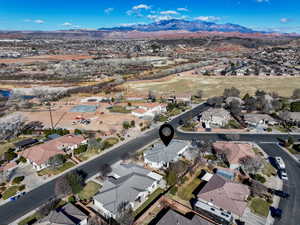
122,71,300,98
20,101,144,135
0,54,94,64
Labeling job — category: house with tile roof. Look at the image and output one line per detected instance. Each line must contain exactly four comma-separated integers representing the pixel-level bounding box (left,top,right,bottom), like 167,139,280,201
197,174,250,217
93,163,163,219
212,142,255,169
131,103,166,118
20,134,85,171
37,203,88,225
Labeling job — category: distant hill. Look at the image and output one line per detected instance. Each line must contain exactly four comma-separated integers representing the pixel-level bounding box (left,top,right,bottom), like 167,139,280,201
98,19,256,33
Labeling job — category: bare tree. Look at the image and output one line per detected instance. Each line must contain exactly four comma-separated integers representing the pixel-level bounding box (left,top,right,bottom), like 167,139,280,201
99,164,112,178
54,176,72,198
239,156,262,174
116,201,134,225
195,90,203,99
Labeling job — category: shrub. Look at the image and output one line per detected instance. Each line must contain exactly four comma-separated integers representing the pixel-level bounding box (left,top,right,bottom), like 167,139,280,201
74,144,88,155
19,156,27,163
68,195,76,203
74,129,82,135
18,185,26,191
4,151,17,161
204,154,217,161
290,101,300,112
12,176,25,184
266,128,272,132
169,186,178,195
251,174,266,183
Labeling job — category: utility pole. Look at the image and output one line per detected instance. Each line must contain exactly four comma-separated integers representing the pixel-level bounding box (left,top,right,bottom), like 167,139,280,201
48,102,54,130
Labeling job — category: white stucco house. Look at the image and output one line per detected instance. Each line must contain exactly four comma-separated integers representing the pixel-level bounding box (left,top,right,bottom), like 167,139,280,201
143,140,190,169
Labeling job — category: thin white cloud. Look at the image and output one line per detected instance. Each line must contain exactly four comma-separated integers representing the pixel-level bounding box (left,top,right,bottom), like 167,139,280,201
280,18,290,23
119,22,145,27
132,4,151,10
62,22,72,26
195,16,221,22
160,10,179,15
177,8,188,12
34,19,44,24
104,8,114,14
256,0,269,3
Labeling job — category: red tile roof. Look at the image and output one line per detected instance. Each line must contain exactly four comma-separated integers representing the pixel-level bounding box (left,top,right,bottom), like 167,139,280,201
20,134,84,165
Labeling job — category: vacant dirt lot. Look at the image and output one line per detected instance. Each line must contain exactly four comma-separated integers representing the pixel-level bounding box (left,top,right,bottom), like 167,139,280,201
0,54,94,64
122,71,300,98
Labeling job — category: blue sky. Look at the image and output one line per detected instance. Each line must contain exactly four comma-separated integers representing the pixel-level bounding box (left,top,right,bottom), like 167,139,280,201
0,0,300,32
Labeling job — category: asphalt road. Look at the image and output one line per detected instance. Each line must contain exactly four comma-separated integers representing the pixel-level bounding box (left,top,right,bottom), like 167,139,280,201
258,143,300,225
1,103,300,224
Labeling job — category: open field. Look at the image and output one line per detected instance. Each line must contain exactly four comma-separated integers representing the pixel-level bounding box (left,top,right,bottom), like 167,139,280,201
122,71,300,98
0,54,94,64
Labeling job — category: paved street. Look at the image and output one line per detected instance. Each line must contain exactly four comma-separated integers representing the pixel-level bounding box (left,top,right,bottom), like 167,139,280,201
1,103,300,224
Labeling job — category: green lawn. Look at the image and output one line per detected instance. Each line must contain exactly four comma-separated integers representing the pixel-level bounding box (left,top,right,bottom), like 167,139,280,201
249,197,270,217
37,161,75,176
134,188,164,216
108,106,131,113
2,185,19,200
177,178,202,201
78,181,101,201
104,137,119,145
18,213,42,225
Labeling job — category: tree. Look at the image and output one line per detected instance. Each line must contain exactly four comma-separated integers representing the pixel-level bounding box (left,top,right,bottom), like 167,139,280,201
148,90,156,102
74,129,82,135
207,96,223,108
130,120,135,127
66,171,84,194
226,99,242,116
244,96,257,112
99,164,112,177
195,90,203,99
55,175,72,197
169,161,188,175
292,88,300,99
88,215,107,225
37,198,60,217
116,201,134,225
48,154,65,169
123,121,131,129
239,156,262,174
121,152,130,161
272,99,282,112
223,87,240,98
88,138,101,152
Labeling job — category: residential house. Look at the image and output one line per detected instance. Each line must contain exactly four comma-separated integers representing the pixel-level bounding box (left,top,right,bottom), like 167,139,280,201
200,108,231,127
244,113,278,127
20,134,85,170
37,203,88,225
197,174,250,218
0,161,18,180
93,164,163,219
212,142,255,169
131,103,167,119
143,140,190,169
153,208,214,225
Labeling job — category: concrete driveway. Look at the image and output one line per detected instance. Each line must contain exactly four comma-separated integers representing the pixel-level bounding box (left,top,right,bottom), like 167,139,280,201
242,207,266,225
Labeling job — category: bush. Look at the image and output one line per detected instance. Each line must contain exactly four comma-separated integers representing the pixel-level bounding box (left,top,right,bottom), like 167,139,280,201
68,195,76,203
4,151,17,161
74,144,88,155
290,102,300,112
251,174,266,183
74,129,82,135
12,176,25,184
266,128,272,132
19,156,27,163
169,186,178,195
204,154,217,161
18,185,26,191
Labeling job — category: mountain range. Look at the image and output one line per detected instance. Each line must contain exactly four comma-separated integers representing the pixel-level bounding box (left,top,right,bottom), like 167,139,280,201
98,19,256,33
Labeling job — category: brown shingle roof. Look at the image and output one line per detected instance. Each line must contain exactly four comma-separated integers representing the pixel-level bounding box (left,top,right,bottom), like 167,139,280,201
198,174,250,216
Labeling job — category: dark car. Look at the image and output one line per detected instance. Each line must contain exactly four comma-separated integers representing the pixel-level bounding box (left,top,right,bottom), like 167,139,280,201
268,189,289,198
270,207,282,218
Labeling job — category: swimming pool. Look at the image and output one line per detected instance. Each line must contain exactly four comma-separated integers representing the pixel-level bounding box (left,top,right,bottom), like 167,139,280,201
69,105,97,113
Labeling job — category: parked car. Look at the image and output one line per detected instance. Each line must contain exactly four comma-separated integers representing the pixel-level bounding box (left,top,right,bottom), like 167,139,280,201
275,157,286,170
279,169,288,180
270,206,282,218
268,189,289,198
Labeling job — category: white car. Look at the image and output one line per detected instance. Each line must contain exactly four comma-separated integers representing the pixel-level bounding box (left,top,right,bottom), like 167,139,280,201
275,157,286,170
280,169,288,181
